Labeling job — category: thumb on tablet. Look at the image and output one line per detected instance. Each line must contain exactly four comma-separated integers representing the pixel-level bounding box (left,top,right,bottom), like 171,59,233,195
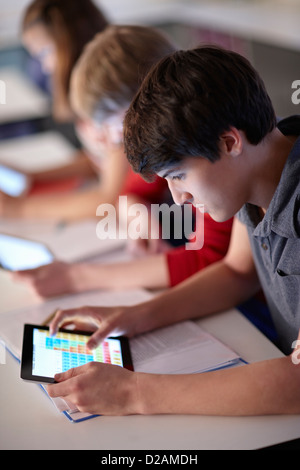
54,364,85,383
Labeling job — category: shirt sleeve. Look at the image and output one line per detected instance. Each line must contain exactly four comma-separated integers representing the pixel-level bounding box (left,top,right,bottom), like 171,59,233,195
29,177,84,195
166,214,233,287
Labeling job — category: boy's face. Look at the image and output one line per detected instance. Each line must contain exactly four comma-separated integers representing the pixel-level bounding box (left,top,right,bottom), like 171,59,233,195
158,152,247,222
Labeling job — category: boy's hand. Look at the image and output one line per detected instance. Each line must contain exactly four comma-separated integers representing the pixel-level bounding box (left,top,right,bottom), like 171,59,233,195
12,261,77,298
0,191,22,217
47,362,140,416
49,304,136,349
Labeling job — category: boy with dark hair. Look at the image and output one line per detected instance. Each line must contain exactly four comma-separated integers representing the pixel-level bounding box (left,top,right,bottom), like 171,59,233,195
48,46,300,417
125,46,277,176
124,46,299,356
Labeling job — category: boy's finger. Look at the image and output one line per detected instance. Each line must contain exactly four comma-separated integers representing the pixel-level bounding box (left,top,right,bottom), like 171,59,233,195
49,309,79,336
87,325,112,349
47,365,86,397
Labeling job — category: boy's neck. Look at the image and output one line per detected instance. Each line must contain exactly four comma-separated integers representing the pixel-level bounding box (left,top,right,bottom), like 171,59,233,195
247,127,297,212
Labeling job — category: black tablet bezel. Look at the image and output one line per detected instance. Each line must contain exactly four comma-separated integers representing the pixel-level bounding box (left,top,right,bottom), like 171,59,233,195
20,324,133,384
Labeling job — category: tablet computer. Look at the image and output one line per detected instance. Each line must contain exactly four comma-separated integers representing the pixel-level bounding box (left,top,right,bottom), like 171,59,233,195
0,233,54,271
0,164,31,197
20,324,133,384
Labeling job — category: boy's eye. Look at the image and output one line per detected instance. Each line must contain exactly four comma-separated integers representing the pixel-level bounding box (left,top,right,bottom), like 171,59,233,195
171,173,185,181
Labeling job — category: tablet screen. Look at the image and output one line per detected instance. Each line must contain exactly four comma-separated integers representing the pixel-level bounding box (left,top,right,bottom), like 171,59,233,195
21,325,133,383
0,164,29,197
0,234,54,271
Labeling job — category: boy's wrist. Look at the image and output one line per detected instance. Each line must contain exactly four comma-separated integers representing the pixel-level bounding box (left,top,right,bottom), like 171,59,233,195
135,372,178,415
134,372,160,415
69,263,103,292
128,295,169,337
3,195,23,217
72,263,127,292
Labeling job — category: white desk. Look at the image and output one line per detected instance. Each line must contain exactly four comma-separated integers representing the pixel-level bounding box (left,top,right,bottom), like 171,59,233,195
0,267,300,450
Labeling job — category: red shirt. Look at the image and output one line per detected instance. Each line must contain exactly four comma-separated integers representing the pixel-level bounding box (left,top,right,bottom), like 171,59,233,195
121,168,167,204
29,177,84,195
166,214,233,287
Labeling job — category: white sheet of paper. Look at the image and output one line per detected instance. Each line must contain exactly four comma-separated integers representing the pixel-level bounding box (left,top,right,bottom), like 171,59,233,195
39,220,126,262
0,218,125,263
0,131,76,173
131,321,240,374
0,67,50,124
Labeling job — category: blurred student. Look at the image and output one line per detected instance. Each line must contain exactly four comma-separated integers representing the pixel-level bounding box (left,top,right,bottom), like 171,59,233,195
0,25,172,222
3,0,107,139
22,0,108,121
13,27,233,294
0,0,109,212
47,47,300,417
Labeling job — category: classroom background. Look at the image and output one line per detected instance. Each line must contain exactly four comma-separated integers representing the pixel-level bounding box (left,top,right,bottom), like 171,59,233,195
0,0,300,143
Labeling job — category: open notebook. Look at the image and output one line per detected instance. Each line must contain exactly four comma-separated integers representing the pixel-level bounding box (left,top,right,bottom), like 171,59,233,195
0,288,244,422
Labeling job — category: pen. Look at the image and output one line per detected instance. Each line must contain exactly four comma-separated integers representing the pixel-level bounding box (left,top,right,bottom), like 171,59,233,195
41,309,59,327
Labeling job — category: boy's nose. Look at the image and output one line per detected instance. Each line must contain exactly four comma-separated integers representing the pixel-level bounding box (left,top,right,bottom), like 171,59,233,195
169,183,193,206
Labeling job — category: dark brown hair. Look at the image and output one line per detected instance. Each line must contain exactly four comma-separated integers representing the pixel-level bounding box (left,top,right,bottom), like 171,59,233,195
22,0,108,120
124,46,277,180
70,25,177,122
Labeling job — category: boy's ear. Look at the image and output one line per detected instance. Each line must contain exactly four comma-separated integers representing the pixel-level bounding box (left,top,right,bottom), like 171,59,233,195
219,127,243,157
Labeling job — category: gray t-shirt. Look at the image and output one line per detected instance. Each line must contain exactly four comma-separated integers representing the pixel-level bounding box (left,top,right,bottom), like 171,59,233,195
237,115,300,354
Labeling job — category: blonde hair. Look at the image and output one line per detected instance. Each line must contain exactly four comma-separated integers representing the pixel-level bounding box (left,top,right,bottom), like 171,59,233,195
22,0,108,121
70,25,177,122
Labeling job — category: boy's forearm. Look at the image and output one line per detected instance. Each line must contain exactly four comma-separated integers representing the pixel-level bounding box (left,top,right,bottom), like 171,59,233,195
72,254,170,292
137,258,260,334
15,188,101,220
136,356,300,416
9,181,124,221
